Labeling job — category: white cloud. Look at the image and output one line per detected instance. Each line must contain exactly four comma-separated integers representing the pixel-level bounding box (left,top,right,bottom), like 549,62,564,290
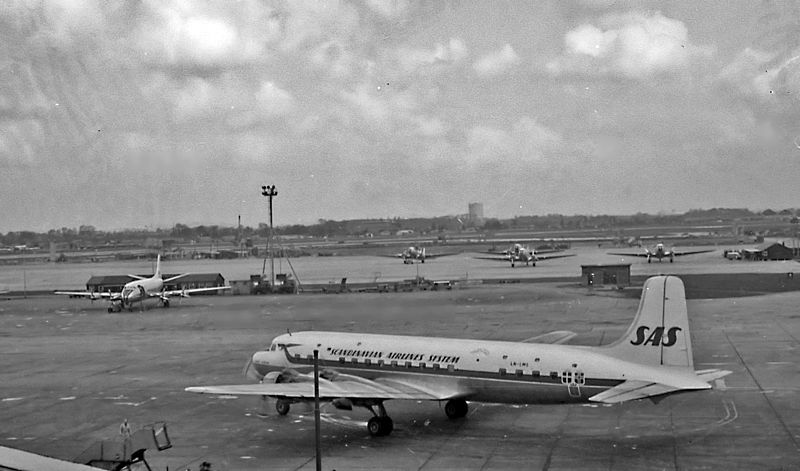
467,117,561,163
397,38,469,73
473,44,521,77
365,0,410,19
133,1,280,67
719,47,800,100
547,11,712,80
255,81,295,117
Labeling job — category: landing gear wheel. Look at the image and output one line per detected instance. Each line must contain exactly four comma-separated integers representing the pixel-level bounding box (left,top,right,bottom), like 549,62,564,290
367,416,393,436
275,398,291,416
107,307,113,313
444,399,468,419
163,300,170,308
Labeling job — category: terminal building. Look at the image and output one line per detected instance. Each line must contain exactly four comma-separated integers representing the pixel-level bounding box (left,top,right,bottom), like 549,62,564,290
85,273,226,293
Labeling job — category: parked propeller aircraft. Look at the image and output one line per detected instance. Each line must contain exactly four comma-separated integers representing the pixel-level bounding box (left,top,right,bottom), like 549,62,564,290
379,246,457,264
187,276,730,437
475,243,574,267
608,243,714,263
55,255,230,312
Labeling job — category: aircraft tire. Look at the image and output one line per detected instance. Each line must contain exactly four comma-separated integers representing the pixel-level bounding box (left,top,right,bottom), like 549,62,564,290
444,398,468,419
275,398,291,416
107,307,113,313
367,417,383,436
367,416,393,436
163,300,170,308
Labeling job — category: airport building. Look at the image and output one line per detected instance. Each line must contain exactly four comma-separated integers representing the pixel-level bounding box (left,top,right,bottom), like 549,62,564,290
742,242,794,261
580,264,631,288
85,273,226,293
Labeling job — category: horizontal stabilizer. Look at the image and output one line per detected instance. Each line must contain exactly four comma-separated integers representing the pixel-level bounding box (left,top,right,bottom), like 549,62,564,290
521,330,577,344
589,380,682,404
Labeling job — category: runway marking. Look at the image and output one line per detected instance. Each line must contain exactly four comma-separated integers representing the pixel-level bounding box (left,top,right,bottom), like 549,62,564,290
2,397,25,402
714,379,727,390
766,361,792,365
59,396,76,401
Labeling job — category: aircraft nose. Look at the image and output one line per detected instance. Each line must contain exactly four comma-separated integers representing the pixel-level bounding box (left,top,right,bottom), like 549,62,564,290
244,351,271,380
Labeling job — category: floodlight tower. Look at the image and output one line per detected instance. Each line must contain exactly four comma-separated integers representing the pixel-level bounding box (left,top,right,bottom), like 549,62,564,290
261,184,278,290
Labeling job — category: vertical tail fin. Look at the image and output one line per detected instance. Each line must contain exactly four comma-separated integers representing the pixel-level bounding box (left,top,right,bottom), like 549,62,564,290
154,254,162,279
602,276,694,368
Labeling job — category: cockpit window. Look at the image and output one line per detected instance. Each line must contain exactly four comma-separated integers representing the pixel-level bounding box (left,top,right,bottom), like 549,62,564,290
269,343,277,351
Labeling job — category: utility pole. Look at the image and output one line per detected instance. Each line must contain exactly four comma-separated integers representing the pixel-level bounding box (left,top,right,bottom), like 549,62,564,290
261,185,278,290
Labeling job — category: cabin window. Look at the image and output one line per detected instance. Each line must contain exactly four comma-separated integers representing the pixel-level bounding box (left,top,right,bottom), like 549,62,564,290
499,368,507,375
532,370,540,377
534,358,540,362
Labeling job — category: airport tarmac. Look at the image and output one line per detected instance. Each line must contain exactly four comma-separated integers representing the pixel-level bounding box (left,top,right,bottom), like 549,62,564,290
1,243,799,291
1,282,798,470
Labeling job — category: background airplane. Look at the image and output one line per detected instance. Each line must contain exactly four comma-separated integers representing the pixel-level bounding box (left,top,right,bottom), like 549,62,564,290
187,275,730,437
379,246,457,264
475,243,574,267
608,243,714,263
55,255,230,312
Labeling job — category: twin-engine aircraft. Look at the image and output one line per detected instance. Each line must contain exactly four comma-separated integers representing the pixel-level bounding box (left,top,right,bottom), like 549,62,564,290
55,255,229,312
186,276,730,437
380,246,457,264
475,243,574,267
608,243,713,263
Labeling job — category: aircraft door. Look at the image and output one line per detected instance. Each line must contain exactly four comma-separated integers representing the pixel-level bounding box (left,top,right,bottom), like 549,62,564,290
561,369,585,398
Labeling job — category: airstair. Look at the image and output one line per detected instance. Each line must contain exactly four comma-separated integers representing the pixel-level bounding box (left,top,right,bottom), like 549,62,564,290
74,422,172,471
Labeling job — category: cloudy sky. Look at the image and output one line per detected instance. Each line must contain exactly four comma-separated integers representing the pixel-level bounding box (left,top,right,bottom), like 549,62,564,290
1,0,799,232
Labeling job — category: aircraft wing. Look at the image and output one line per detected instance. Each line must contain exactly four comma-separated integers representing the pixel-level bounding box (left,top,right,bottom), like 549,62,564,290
186,374,466,401
54,291,113,299
521,330,577,344
607,251,650,257
420,252,458,260
473,255,511,261
1,446,105,470
671,249,714,257
535,253,575,260
159,286,230,298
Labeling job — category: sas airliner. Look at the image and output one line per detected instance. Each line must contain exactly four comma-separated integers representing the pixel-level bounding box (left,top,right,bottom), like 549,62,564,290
187,276,730,437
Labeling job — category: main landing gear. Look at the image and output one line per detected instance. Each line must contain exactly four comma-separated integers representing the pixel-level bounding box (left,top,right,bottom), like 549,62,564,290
275,398,291,416
366,403,393,437
444,398,468,419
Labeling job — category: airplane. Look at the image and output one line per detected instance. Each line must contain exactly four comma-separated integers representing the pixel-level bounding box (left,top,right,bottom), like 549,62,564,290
608,243,714,263
186,275,731,437
380,246,457,264
475,243,574,267
55,255,230,312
